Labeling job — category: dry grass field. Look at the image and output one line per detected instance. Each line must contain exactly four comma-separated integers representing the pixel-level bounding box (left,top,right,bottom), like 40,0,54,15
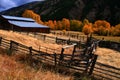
95,48,120,68
51,30,120,43
0,30,63,54
0,30,120,80
0,47,73,80
93,36,120,43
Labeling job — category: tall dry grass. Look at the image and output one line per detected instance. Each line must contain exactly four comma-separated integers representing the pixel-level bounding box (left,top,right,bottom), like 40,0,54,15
0,29,73,80
0,30,120,80
0,30,61,51
95,48,120,68
0,47,73,80
0,30,120,68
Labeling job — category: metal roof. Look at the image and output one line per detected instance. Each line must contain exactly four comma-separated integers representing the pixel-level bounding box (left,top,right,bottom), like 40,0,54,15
8,20,49,28
2,15,35,22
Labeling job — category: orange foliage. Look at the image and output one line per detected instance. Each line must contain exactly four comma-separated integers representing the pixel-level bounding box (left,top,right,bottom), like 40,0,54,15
22,10,120,37
111,24,120,36
93,20,110,35
53,20,57,30
82,23,93,35
62,18,70,30
57,21,63,30
22,10,43,24
48,20,55,30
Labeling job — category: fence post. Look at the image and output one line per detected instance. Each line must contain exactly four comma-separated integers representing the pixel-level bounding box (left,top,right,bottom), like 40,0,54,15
10,40,12,50
8,40,14,55
71,44,76,61
43,35,46,41
77,34,79,39
83,36,84,41
59,48,64,61
78,41,81,49
89,55,98,75
0,37,2,46
29,47,33,62
84,57,90,74
56,37,58,43
54,53,57,66
67,38,70,45
79,36,82,42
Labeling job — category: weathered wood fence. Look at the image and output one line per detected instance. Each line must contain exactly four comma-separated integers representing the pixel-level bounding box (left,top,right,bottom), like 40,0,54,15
51,31,87,41
0,36,98,75
99,40,120,52
16,31,86,48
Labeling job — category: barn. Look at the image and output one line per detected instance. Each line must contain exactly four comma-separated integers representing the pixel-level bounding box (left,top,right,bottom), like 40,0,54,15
0,15,50,33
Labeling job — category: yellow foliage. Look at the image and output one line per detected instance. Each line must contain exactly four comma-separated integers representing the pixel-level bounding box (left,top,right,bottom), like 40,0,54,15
70,20,83,31
112,24,120,36
83,19,89,25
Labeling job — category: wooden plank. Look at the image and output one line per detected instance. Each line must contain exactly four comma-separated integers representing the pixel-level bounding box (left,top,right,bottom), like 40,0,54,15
62,43,76,49
89,54,98,75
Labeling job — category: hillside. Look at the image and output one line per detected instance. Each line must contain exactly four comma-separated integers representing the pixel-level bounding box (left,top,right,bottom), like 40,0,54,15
0,0,120,25
0,1,44,17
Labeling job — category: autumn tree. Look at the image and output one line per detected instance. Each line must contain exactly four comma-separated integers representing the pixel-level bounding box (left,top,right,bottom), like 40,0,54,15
53,20,57,30
115,24,120,36
82,23,93,35
109,26,115,36
93,20,110,36
62,18,70,30
83,19,90,25
57,21,63,30
44,21,48,26
47,20,55,29
70,20,83,31
110,24,120,36
22,10,43,24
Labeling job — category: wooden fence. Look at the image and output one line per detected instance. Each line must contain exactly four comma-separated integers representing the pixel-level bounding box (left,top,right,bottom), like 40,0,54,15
15,31,86,49
0,36,98,75
51,31,87,41
99,40,120,52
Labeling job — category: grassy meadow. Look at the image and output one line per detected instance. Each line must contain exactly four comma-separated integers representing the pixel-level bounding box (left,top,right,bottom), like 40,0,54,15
0,30,120,80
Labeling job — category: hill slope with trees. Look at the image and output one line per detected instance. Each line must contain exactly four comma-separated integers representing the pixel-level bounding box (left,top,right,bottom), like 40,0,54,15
0,0,120,25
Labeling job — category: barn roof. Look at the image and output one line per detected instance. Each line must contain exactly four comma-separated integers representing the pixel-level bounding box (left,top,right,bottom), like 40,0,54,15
8,20,49,28
0,15,49,29
1,15,35,22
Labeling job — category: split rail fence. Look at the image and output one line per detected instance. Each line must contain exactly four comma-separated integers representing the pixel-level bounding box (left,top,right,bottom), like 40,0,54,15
0,36,98,75
16,31,86,48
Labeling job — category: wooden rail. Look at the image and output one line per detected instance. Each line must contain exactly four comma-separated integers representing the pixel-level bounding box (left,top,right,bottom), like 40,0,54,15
0,36,98,75
15,31,85,48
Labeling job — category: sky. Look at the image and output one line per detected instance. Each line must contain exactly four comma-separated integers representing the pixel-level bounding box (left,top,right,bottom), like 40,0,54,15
0,0,43,12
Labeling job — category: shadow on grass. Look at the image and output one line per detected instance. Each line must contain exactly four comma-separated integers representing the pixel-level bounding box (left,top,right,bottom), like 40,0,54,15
17,53,98,80
93,62,120,80
15,53,120,80
28,59,97,80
